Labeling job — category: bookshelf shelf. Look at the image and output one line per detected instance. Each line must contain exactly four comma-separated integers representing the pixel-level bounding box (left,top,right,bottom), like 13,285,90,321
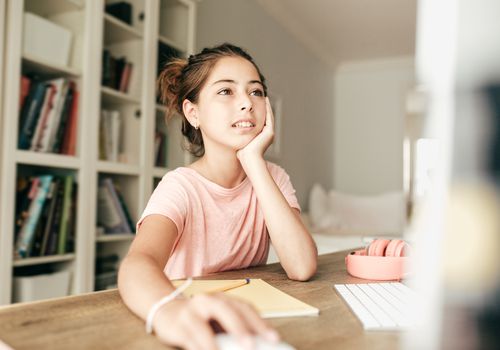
158,35,186,54
101,86,141,105
13,254,75,267
155,103,166,114
25,0,84,16
97,160,140,175
96,234,135,243
103,13,143,44
15,150,80,169
22,53,81,77
153,167,170,178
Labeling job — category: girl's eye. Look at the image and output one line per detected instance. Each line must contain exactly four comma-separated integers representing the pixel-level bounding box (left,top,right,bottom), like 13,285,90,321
218,88,232,95
250,89,264,97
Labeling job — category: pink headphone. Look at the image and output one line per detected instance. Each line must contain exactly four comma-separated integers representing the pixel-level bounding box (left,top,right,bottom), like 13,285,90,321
345,239,411,281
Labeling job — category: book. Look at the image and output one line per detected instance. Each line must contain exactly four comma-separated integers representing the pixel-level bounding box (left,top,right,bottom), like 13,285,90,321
52,82,75,153
30,179,57,257
20,75,32,109
57,175,74,254
37,78,68,152
119,61,133,93
171,279,320,318
18,82,47,149
99,110,121,161
44,179,65,256
15,175,54,258
30,83,57,151
97,178,132,233
60,88,79,155
40,177,61,256
114,57,127,90
114,185,135,233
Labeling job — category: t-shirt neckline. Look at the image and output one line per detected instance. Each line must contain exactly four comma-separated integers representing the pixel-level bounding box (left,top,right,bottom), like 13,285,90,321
179,167,250,195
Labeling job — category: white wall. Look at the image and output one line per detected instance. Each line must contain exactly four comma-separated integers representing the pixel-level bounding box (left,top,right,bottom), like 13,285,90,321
333,57,415,195
195,0,334,210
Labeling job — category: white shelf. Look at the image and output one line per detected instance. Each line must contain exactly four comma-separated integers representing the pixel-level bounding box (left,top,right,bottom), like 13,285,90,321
158,35,186,54
15,150,81,169
22,53,81,77
96,234,135,243
104,13,143,44
156,104,166,113
25,0,84,16
13,254,75,267
97,160,140,175
153,167,170,178
101,86,141,105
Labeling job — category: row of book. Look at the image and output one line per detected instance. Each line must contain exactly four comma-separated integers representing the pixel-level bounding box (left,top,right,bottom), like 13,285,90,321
14,175,77,259
97,177,135,234
102,49,133,93
154,129,168,167
99,109,123,162
18,76,79,155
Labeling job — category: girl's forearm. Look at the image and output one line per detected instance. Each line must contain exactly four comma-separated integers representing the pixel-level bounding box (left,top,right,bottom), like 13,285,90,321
118,252,177,320
241,157,317,280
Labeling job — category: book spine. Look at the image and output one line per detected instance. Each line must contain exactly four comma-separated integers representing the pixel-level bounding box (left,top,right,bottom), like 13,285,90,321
45,180,65,255
52,82,75,153
97,178,131,233
30,84,57,151
20,75,32,110
18,82,47,150
45,79,70,152
110,110,120,162
57,175,74,254
30,179,56,257
114,186,135,233
40,178,61,256
61,88,79,155
15,175,54,258
38,78,67,152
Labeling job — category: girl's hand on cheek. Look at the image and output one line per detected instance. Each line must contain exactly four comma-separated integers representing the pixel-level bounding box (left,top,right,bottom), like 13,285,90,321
236,97,274,165
153,293,280,350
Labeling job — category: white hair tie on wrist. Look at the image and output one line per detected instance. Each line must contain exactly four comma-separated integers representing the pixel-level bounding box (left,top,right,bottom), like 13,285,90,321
145,278,193,334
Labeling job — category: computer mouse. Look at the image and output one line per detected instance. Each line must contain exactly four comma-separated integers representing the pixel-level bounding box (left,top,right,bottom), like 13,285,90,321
215,334,296,350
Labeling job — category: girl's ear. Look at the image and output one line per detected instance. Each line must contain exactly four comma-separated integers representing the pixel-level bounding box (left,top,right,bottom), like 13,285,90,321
182,99,199,129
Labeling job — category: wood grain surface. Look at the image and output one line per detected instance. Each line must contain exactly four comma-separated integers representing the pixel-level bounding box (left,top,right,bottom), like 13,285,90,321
0,250,401,349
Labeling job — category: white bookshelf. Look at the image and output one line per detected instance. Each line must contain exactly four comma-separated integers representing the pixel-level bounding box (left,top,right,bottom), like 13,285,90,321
0,0,196,304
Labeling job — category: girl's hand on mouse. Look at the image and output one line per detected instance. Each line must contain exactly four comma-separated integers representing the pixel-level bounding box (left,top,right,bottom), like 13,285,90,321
152,293,280,350
236,97,274,165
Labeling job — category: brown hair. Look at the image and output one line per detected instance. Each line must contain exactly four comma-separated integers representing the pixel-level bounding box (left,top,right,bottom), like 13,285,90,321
157,43,268,157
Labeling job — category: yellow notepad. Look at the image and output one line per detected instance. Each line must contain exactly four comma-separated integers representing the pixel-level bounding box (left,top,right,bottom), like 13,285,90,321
172,279,319,318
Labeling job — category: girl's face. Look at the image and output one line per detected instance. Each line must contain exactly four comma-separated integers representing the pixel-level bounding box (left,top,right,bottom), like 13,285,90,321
193,56,266,153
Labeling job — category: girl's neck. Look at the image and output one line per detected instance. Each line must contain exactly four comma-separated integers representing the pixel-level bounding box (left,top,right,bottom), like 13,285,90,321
188,152,247,189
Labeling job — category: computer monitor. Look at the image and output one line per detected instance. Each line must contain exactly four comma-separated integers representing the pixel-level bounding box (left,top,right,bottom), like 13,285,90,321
404,0,500,349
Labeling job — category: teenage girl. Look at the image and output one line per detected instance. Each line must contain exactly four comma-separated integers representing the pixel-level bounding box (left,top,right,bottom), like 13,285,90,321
118,43,317,350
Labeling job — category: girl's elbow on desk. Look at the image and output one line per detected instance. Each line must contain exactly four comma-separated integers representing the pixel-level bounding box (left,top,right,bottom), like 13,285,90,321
284,251,318,282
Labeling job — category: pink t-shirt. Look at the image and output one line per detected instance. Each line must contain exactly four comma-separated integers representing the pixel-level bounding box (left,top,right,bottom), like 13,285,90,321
137,162,300,279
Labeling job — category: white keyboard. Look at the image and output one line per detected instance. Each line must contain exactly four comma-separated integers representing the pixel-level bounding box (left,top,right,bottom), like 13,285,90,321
334,283,416,331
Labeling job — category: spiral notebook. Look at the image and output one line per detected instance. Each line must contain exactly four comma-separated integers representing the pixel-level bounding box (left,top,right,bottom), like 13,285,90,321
172,278,319,318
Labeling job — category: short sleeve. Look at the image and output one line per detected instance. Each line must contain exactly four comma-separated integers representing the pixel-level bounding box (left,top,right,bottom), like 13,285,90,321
136,172,188,235
267,162,301,212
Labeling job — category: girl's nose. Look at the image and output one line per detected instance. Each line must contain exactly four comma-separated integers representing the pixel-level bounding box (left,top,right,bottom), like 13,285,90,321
239,94,253,112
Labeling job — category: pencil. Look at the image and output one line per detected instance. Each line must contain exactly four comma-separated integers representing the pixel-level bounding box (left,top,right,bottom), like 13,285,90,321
207,278,250,293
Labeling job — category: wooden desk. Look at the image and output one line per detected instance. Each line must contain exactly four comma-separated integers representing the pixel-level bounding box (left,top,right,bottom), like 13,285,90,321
0,251,400,349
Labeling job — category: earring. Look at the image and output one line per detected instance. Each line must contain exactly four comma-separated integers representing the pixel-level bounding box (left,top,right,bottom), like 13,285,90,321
194,122,199,130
